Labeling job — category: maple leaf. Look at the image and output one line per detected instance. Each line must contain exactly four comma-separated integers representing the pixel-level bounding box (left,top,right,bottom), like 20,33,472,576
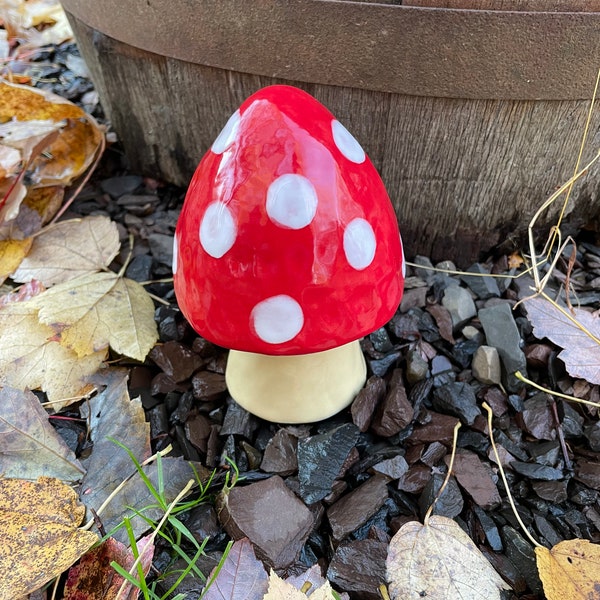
0,476,98,598
524,296,600,384
12,215,120,286
386,515,510,599
536,539,600,599
29,270,158,361
0,300,105,408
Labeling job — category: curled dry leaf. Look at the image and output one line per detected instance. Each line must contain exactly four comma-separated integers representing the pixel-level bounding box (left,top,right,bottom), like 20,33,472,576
0,81,103,186
0,118,62,222
536,539,600,600
0,476,98,598
0,0,73,45
12,215,120,285
386,515,510,600
0,80,103,228
64,536,155,600
0,387,85,482
0,300,105,407
29,270,158,361
524,296,600,385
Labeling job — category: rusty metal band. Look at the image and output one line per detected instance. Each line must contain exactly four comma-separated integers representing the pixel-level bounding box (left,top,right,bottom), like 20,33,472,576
61,0,600,100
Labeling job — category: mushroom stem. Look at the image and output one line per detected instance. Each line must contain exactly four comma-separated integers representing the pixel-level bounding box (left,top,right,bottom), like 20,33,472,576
225,340,367,423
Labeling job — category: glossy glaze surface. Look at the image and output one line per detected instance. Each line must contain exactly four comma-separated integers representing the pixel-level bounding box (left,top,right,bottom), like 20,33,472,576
174,85,404,355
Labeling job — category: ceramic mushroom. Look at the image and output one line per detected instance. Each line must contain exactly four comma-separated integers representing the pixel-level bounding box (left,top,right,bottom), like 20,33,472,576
173,85,404,423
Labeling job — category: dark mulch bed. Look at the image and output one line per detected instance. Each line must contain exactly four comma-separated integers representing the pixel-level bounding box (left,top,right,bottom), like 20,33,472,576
16,40,600,599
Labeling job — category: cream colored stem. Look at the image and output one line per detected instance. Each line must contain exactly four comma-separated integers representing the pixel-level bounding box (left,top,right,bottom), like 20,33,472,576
225,340,367,423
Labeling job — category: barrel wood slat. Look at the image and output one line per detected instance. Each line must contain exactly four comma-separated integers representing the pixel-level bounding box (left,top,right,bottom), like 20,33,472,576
64,1,600,265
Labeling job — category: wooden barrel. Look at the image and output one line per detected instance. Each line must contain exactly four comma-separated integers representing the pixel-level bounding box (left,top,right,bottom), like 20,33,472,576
62,0,600,266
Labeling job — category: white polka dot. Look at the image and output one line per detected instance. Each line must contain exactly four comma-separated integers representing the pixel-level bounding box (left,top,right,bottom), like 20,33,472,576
331,120,366,164
344,218,376,270
211,110,241,154
400,233,406,278
199,202,237,258
266,174,318,230
251,295,304,344
172,233,178,274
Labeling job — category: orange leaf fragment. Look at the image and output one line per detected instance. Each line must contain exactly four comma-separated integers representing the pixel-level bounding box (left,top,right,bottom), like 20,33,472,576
536,539,600,600
507,252,524,269
64,536,154,600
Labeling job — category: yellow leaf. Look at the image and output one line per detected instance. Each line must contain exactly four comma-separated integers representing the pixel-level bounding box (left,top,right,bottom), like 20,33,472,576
0,300,105,408
386,515,510,599
536,539,600,600
263,570,337,599
0,237,32,281
12,216,120,286
0,476,98,599
30,270,158,361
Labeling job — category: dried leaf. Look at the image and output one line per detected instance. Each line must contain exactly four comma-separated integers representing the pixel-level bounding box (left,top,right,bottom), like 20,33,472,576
524,296,600,384
0,237,32,282
0,0,72,45
263,570,336,599
386,515,510,599
202,538,268,600
0,476,98,598
22,185,65,226
78,369,151,531
0,144,20,177
0,81,102,188
64,536,154,600
0,120,61,223
0,300,105,407
536,539,600,600
0,278,45,306
0,387,85,481
29,270,158,361
78,370,208,542
12,216,120,285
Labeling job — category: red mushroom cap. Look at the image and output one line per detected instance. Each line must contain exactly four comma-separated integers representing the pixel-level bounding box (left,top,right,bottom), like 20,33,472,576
173,85,404,355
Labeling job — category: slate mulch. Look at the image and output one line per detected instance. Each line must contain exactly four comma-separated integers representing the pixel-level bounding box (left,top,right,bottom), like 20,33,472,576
19,40,600,599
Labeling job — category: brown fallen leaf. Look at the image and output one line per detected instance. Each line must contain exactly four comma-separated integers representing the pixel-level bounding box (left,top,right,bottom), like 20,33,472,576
64,536,154,600
0,387,85,481
202,538,268,600
12,216,120,286
263,570,337,599
0,300,105,407
29,270,158,361
536,539,600,600
386,515,510,599
0,476,98,598
524,296,600,385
